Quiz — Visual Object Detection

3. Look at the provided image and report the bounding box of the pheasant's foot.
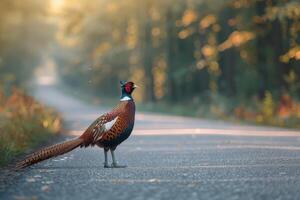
[111,162,127,168]
[104,162,111,168]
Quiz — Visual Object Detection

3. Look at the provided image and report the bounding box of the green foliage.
[262,91,275,122]
[235,68,260,98]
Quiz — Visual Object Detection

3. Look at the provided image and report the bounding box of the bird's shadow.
[29,165,127,170]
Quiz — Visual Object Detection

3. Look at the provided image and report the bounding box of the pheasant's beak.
[133,84,138,89]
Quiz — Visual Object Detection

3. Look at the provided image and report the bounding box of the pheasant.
[17,81,137,169]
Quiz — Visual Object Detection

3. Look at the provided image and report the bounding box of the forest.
[0,0,300,127]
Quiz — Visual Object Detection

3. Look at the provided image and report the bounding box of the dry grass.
[0,87,62,166]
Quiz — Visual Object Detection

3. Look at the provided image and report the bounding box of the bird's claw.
[104,162,111,168]
[111,162,127,168]
[104,162,126,168]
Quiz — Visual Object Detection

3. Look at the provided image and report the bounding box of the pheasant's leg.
[103,148,110,168]
[110,149,127,168]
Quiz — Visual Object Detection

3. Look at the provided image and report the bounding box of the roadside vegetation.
[0,87,62,166]
[140,92,300,129]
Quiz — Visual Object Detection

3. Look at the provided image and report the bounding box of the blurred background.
[1,0,300,125]
[0,0,300,160]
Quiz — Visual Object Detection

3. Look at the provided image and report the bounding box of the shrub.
[0,87,62,166]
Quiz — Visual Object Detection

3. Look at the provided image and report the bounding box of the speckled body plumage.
[80,100,136,148]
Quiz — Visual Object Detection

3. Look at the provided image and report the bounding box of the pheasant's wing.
[99,116,128,142]
[99,101,134,143]
[79,110,120,147]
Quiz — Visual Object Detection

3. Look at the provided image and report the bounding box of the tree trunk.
[143,19,156,102]
[165,8,177,102]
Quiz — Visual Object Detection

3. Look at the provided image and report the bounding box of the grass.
[0,87,62,166]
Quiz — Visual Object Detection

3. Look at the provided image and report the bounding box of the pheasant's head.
[120,81,137,101]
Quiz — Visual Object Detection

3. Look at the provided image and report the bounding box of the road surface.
[1,85,300,200]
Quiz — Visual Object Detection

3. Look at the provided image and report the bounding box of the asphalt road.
[1,85,300,200]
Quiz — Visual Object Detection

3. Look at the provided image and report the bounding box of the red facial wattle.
[125,84,132,93]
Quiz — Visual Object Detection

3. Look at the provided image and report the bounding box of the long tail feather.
[16,138,83,169]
